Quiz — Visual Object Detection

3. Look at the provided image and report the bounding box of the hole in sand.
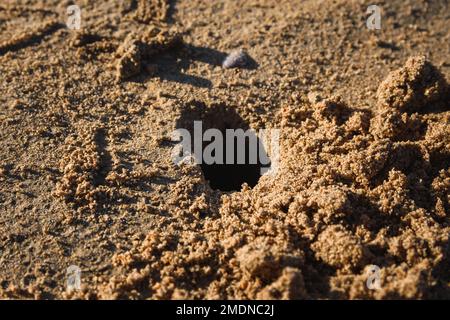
[177,102,271,192]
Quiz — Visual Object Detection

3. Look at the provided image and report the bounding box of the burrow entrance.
[176,101,271,192]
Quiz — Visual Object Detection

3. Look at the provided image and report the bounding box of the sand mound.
[115,27,182,81]
[377,55,448,112]
[57,57,448,300]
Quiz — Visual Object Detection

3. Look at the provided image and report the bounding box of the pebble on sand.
[222,49,251,69]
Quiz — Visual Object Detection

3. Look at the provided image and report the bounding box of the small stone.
[222,49,250,69]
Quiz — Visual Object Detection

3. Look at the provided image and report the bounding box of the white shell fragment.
[222,49,250,69]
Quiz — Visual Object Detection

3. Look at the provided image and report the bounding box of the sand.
[0,0,448,299]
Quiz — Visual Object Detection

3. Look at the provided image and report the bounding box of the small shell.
[222,49,250,69]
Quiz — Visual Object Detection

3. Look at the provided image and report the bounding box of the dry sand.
[0,0,449,299]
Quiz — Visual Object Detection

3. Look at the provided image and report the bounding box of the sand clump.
[377,55,448,112]
[236,239,304,280]
[131,0,171,23]
[53,124,106,217]
[115,26,182,81]
[311,225,367,271]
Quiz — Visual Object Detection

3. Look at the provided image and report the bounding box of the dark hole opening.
[177,102,270,192]
[200,130,264,192]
